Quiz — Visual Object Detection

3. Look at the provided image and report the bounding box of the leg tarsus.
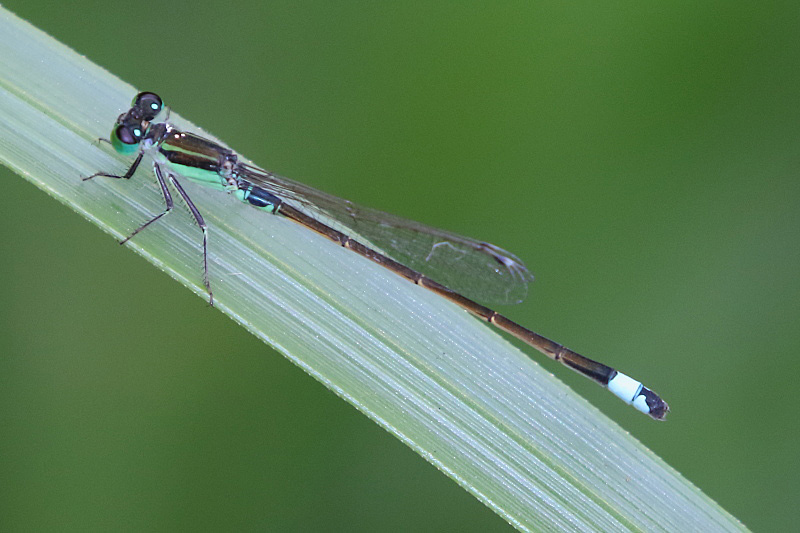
[201,227,214,306]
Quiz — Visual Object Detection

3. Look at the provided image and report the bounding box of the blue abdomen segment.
[235,184,283,212]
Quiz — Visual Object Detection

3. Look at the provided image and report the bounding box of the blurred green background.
[0,2,797,531]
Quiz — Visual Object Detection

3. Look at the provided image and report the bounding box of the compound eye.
[111,124,142,155]
[134,92,163,120]
[117,124,141,144]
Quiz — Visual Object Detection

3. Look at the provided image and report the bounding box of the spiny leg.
[119,164,175,245]
[82,152,144,181]
[166,171,213,306]
[83,152,177,261]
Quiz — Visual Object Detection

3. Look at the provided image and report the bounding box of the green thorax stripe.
[160,132,233,188]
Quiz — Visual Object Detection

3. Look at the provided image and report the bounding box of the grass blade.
[0,8,745,532]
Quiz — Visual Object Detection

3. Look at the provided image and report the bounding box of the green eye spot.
[133,128,141,137]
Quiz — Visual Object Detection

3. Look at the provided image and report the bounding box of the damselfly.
[84,92,668,420]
